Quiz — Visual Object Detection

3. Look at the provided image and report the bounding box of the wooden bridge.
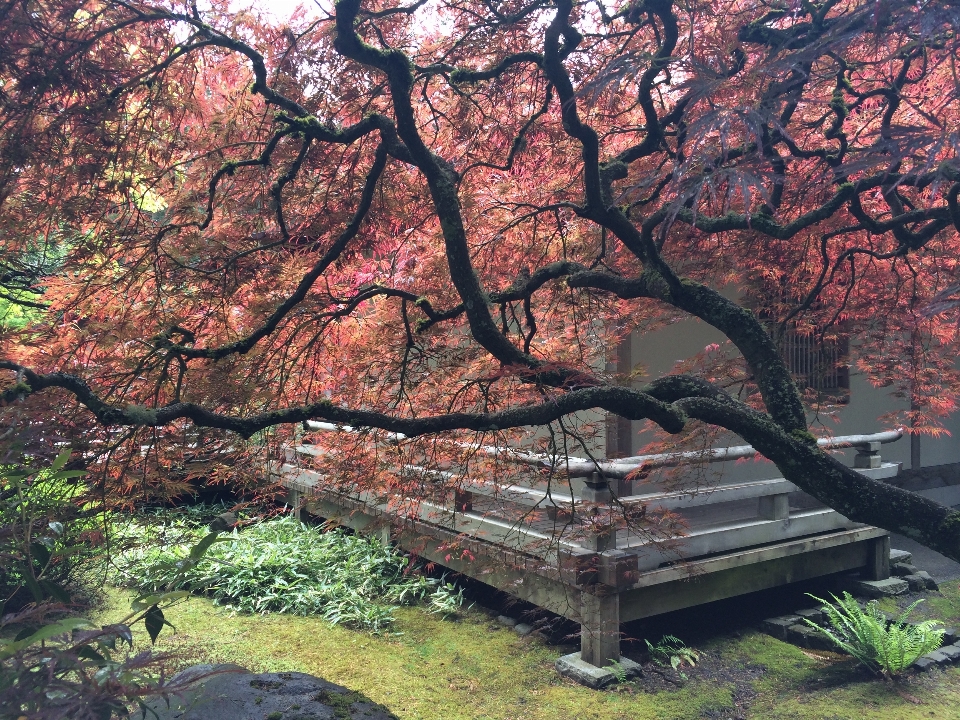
[270,424,902,682]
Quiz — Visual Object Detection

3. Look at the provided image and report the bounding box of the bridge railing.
[275,424,903,572]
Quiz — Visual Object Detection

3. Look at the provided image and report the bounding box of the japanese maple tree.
[3,0,960,558]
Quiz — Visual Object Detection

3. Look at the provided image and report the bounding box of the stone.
[787,624,831,650]
[854,578,908,598]
[137,667,398,720]
[913,656,937,672]
[513,623,534,636]
[941,628,959,645]
[924,649,950,665]
[496,615,518,627]
[787,624,835,652]
[890,549,913,565]
[555,652,642,689]
[891,562,920,577]
[938,644,960,662]
[168,663,248,684]
[761,615,801,640]
[903,574,928,592]
[915,570,939,591]
[794,608,826,625]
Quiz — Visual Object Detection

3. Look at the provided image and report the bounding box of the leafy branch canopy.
[2,0,960,556]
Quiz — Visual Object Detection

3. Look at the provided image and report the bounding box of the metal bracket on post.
[559,547,599,586]
[854,441,882,469]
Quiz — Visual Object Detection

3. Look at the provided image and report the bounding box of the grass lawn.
[93,582,960,720]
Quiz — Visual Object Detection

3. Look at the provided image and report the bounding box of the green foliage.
[0,592,191,720]
[0,450,101,613]
[424,580,467,618]
[608,659,629,684]
[645,634,700,678]
[804,592,944,678]
[1,452,233,720]
[0,292,42,329]
[114,515,463,633]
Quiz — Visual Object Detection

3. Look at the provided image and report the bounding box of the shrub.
[803,592,943,678]
[2,452,233,720]
[113,514,463,633]
[1,450,104,612]
[1,594,191,720]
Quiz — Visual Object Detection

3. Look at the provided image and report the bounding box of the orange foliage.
[0,0,959,542]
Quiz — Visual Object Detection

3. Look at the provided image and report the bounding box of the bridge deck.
[271,431,899,675]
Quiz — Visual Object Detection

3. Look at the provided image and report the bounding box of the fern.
[803,592,943,677]
[644,634,699,679]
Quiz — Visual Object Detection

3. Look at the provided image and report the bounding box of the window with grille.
[779,329,850,400]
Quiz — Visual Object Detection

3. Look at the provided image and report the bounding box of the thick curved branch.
[334,0,594,389]
[567,264,808,432]
[678,395,960,563]
[448,51,543,84]
[0,361,685,438]
[618,0,679,164]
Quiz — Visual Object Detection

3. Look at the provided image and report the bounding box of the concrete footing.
[555,653,642,689]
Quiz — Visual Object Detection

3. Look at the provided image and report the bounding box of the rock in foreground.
[139,665,398,720]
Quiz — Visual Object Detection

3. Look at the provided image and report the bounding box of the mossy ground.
[92,582,960,720]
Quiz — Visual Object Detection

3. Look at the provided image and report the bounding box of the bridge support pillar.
[865,534,891,580]
[580,588,620,667]
[287,488,303,521]
[555,587,641,688]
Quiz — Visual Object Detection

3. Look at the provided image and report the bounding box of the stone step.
[889,548,913,565]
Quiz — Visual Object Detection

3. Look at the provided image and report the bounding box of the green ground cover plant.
[90,585,960,720]
[112,514,464,633]
[644,635,700,679]
[802,592,943,678]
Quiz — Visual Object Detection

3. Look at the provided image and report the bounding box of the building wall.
[614,315,959,485]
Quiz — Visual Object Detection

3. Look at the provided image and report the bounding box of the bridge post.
[287,488,303,522]
[865,534,891,580]
[373,521,391,546]
[579,588,621,667]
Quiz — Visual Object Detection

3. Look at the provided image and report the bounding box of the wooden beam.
[619,530,886,621]
[621,477,798,510]
[623,508,858,571]
[626,527,887,589]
